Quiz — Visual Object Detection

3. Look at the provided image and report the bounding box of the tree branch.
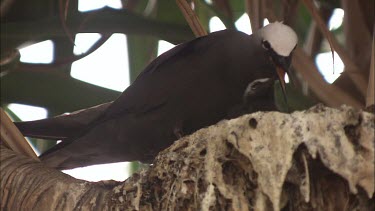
[0,145,112,210]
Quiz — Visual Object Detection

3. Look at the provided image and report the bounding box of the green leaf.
[229,0,245,21]
[1,69,121,114]
[127,35,158,82]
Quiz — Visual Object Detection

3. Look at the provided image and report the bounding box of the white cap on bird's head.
[258,21,298,57]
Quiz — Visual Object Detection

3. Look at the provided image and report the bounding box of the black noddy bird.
[15,22,298,169]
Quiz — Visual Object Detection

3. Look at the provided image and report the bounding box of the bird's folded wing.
[15,102,112,139]
[99,32,221,120]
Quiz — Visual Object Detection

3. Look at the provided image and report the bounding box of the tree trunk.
[1,105,374,210]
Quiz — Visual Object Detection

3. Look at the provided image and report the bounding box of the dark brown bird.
[15,22,298,169]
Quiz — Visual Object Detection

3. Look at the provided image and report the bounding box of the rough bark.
[1,105,374,210]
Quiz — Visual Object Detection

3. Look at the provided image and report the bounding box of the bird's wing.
[98,33,215,120]
[15,102,112,139]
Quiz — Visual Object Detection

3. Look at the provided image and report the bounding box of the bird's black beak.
[272,55,291,102]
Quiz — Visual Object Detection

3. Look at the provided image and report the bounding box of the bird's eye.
[262,40,271,50]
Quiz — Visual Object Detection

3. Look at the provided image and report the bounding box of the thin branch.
[303,19,324,57]
[2,34,110,72]
[245,0,263,31]
[0,108,39,160]
[366,27,374,107]
[301,0,368,98]
[59,0,75,44]
[301,7,331,96]
[176,0,207,37]
[53,34,111,66]
[282,0,299,25]
[293,47,362,108]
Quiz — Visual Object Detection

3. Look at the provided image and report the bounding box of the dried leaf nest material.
[110,105,374,210]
